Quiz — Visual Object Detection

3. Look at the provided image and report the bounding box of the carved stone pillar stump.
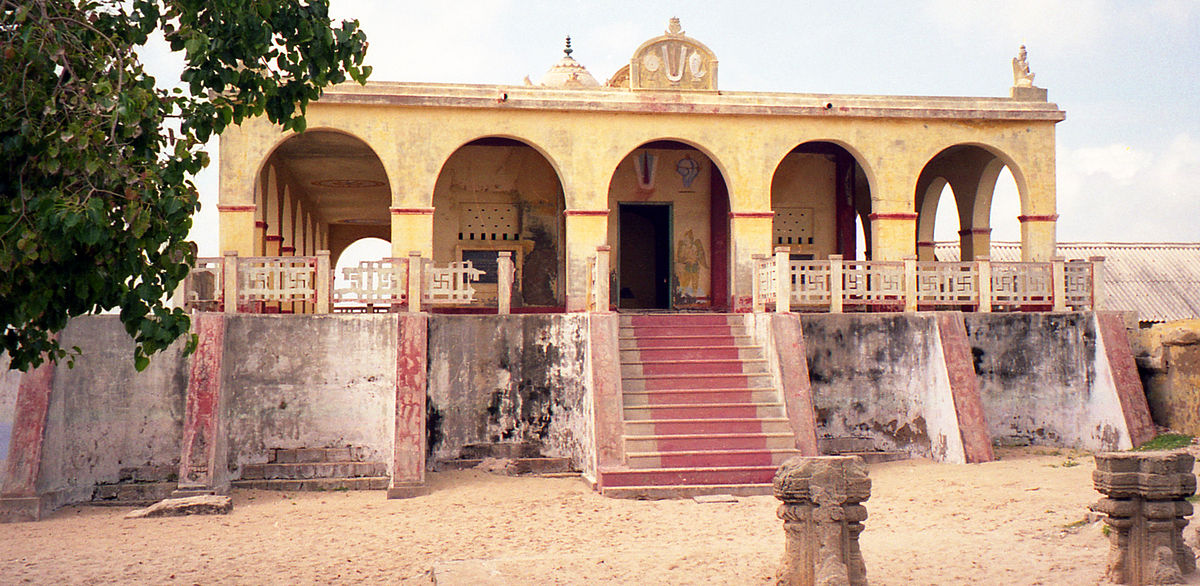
[1093,452,1197,584]
[773,455,871,586]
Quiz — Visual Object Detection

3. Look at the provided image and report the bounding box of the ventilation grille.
[774,207,814,245]
[460,203,520,241]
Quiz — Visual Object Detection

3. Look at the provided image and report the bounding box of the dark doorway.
[619,203,671,309]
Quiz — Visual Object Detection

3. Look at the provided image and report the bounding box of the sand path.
[3,447,1198,584]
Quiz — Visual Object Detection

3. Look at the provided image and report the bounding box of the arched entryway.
[915,145,1024,261]
[770,142,872,261]
[606,140,731,310]
[255,129,391,264]
[431,137,566,309]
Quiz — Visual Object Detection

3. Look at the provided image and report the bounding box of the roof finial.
[564,36,573,57]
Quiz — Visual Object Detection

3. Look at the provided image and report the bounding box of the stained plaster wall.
[770,153,838,259]
[607,147,715,308]
[220,315,397,479]
[0,354,21,487]
[35,317,187,507]
[426,314,593,474]
[432,144,565,307]
[963,312,1130,451]
[799,313,966,462]
[1132,320,1200,436]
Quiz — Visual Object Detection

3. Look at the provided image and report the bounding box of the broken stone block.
[124,495,233,519]
[773,455,871,586]
[1093,451,1197,584]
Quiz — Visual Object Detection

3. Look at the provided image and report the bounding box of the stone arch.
[769,141,874,261]
[431,136,567,309]
[331,235,392,277]
[914,143,1027,261]
[606,139,732,310]
[254,128,392,263]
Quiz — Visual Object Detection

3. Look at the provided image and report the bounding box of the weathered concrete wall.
[800,313,966,462]
[35,317,188,508]
[220,315,397,478]
[427,314,592,470]
[0,354,21,488]
[963,312,1131,451]
[1133,320,1200,435]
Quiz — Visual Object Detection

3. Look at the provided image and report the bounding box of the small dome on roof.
[540,36,600,88]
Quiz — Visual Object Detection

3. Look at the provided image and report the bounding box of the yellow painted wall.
[770,153,837,259]
[218,85,1062,309]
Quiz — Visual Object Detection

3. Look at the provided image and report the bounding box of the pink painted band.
[563,210,610,217]
[217,204,256,212]
[390,207,434,215]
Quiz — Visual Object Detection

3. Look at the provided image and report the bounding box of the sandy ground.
[3,447,1199,585]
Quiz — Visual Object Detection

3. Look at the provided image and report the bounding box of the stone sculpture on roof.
[629,17,718,91]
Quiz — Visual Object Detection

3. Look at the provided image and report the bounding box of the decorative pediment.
[630,18,718,91]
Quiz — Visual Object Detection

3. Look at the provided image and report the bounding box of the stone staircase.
[600,313,800,498]
[232,447,389,491]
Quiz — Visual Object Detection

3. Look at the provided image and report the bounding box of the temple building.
[216,18,1064,312]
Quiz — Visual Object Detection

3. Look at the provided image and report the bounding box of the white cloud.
[1056,134,1200,241]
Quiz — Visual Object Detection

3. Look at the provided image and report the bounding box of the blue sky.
[167,1,1200,254]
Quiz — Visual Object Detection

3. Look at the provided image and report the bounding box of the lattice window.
[460,203,520,241]
[774,207,814,245]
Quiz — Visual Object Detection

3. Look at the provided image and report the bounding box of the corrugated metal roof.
[934,242,1200,323]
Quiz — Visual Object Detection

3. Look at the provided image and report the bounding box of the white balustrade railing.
[332,258,408,312]
[754,254,1103,313]
[422,260,484,305]
[186,251,512,314]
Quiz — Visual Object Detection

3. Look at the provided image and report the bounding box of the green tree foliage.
[0,0,370,371]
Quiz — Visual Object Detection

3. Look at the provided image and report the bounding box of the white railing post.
[222,250,239,314]
[976,256,992,313]
[315,250,331,314]
[497,251,513,315]
[903,255,917,312]
[1089,255,1106,311]
[1051,256,1066,312]
[828,254,844,314]
[752,254,767,313]
[774,246,790,313]
[407,251,422,313]
[595,245,611,313]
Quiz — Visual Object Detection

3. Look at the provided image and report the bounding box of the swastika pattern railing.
[239,257,316,303]
[423,260,483,304]
[843,260,905,306]
[1064,261,1093,308]
[914,262,977,306]
[990,262,1052,308]
[333,259,408,311]
[754,256,1101,313]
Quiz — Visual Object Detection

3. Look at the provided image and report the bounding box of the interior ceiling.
[270,131,391,225]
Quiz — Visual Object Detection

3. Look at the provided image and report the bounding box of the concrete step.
[620,335,753,349]
[620,325,748,338]
[623,402,787,420]
[434,457,573,474]
[624,432,796,453]
[623,388,779,405]
[622,372,775,390]
[601,483,773,499]
[269,447,362,464]
[232,477,389,491]
[240,461,388,480]
[626,448,800,468]
[600,465,779,488]
[819,436,877,454]
[620,359,769,377]
[839,451,910,464]
[623,417,792,436]
[621,346,762,361]
[621,314,743,327]
[457,442,542,460]
[91,481,177,506]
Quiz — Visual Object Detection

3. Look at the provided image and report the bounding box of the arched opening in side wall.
[431,137,566,310]
[606,140,731,311]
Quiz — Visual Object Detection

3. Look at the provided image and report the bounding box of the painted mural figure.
[675,228,709,298]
